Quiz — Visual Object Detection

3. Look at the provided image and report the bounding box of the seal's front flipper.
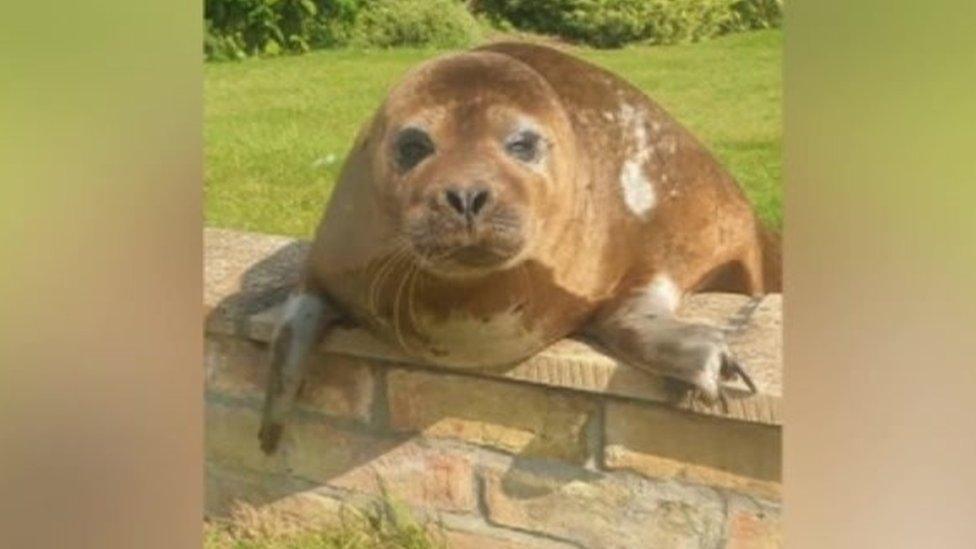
[259,291,342,454]
[583,310,756,407]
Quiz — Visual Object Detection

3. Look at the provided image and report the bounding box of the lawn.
[204,500,442,549]
[205,30,781,237]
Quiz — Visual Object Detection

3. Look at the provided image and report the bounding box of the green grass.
[205,30,781,237]
[204,500,443,549]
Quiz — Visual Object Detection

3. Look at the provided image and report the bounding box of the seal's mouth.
[407,224,526,276]
[451,244,506,265]
[411,238,525,276]
[404,202,530,277]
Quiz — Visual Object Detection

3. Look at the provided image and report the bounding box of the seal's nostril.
[444,189,465,214]
[443,186,491,218]
[470,189,490,215]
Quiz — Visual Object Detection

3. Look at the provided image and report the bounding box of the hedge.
[473,0,783,47]
[204,0,782,60]
[204,0,480,60]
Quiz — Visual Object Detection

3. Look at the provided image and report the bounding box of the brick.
[283,419,398,483]
[439,508,580,549]
[724,495,782,549]
[205,464,267,516]
[205,462,342,520]
[387,369,597,463]
[482,464,725,549]
[604,401,781,500]
[206,456,476,532]
[206,372,474,513]
[327,441,478,513]
[443,528,575,549]
[300,353,375,422]
[205,335,374,422]
[437,512,579,549]
[206,402,288,475]
[284,420,477,513]
[205,337,265,399]
[442,530,525,549]
[205,400,397,492]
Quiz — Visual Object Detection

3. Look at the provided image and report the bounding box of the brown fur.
[304,42,779,368]
[260,42,780,452]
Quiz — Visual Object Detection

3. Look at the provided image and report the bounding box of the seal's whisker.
[367,239,412,316]
[383,246,413,303]
[407,262,422,331]
[366,251,395,315]
[391,256,417,352]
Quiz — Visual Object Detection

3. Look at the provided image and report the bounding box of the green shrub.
[727,0,784,31]
[349,0,482,48]
[204,0,783,60]
[566,0,740,47]
[472,0,782,48]
[204,0,363,60]
[205,0,479,60]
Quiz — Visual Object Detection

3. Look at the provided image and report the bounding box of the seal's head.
[371,51,579,278]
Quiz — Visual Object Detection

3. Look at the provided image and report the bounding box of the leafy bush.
[472,0,782,47]
[204,0,362,60]
[205,0,479,60]
[204,0,783,60]
[567,0,740,47]
[727,0,784,31]
[349,0,482,48]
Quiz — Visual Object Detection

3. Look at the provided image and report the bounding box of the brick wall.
[204,228,783,548]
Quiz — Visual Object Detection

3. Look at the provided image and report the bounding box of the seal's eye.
[505,130,541,162]
[394,128,434,171]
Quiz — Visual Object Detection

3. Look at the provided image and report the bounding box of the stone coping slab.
[205,228,782,426]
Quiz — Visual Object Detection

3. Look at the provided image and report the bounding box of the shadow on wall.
[204,241,613,516]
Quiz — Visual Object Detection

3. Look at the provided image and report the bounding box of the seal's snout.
[405,179,526,276]
[442,185,492,222]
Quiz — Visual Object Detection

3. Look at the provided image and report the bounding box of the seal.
[259,42,781,453]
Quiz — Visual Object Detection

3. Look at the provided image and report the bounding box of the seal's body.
[260,43,780,452]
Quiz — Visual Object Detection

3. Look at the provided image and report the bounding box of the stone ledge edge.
[204,227,782,427]
[205,311,782,427]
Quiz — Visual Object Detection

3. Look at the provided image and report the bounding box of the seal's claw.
[717,389,731,414]
[720,354,758,394]
[666,348,757,414]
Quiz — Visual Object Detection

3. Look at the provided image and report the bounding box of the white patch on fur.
[620,161,655,216]
[617,103,638,130]
[618,104,656,217]
[637,274,682,315]
[611,274,683,328]
[416,309,542,368]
